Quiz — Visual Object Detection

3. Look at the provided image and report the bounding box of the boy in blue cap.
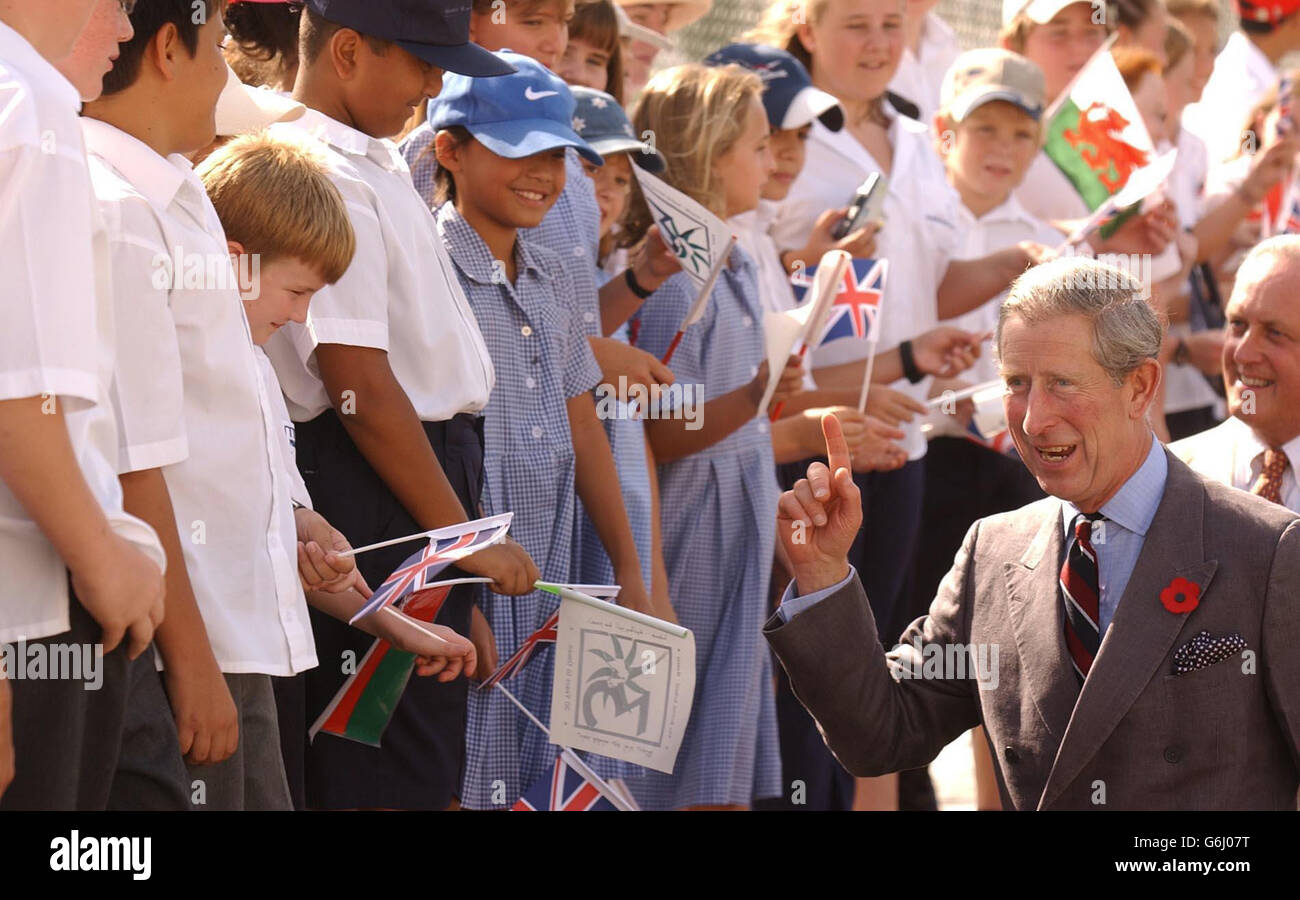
[430,50,652,810]
[265,0,539,811]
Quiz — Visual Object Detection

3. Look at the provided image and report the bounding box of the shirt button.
[521,325,534,337]
[531,426,543,439]
[742,315,753,327]
[582,311,595,324]
[1004,746,1020,764]
[750,365,759,377]
[573,246,586,256]
[525,377,536,389]
[1163,746,1182,764]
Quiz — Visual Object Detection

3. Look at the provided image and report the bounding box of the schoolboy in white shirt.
[266,0,537,811]
[0,0,178,810]
[83,0,334,809]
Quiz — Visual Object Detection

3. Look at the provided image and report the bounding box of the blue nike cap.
[429,50,603,166]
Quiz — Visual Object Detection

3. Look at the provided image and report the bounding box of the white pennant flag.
[633,165,733,290]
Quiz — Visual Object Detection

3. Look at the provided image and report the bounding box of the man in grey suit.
[766,257,1300,810]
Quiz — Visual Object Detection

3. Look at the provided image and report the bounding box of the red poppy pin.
[1160,576,1200,615]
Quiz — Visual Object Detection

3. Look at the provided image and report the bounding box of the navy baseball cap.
[570,87,665,173]
[305,0,515,77]
[704,43,843,132]
[429,51,604,166]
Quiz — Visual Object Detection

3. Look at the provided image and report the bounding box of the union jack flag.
[512,754,620,811]
[479,611,558,689]
[348,514,512,623]
[791,258,887,345]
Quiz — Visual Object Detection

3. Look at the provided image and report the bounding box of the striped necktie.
[1250,448,1290,505]
[1060,512,1105,684]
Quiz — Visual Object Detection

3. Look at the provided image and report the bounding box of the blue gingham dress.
[401,125,650,584]
[622,246,782,809]
[436,203,639,807]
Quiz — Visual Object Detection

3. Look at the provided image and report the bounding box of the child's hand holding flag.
[294,506,369,596]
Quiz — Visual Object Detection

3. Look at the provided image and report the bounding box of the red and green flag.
[309,583,455,747]
[1043,46,1169,238]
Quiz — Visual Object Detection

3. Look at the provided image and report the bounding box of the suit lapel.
[1038,450,1219,809]
[1003,503,1078,744]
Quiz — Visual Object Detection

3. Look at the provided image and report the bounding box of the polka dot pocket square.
[1171,630,1247,676]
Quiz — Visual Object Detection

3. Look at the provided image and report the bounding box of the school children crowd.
[0,0,1295,812]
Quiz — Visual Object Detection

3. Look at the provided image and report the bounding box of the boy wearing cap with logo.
[429,51,651,809]
[268,0,541,811]
[0,0,175,811]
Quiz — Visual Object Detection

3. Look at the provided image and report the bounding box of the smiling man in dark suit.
[766,257,1300,810]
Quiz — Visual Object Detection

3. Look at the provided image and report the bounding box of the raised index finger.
[822,412,852,475]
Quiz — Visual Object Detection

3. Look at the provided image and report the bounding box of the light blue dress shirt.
[777,437,1169,638]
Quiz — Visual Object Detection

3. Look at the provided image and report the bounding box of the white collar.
[1227,414,1300,467]
[810,99,926,179]
[957,191,1040,229]
[0,20,81,113]
[80,117,195,212]
[287,107,405,173]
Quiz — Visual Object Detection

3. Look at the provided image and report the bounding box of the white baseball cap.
[214,64,306,137]
[1001,0,1090,27]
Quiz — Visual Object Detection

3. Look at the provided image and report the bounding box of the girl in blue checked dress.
[428,52,652,809]
[623,63,795,809]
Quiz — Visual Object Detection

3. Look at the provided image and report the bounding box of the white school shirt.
[255,347,312,510]
[888,12,962,128]
[1183,32,1277,167]
[0,24,164,643]
[770,105,965,459]
[1172,417,1300,514]
[1015,151,1091,225]
[82,118,315,675]
[946,193,1063,385]
[731,200,817,391]
[264,108,494,423]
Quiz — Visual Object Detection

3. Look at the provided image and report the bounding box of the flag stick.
[660,235,738,366]
[335,531,432,558]
[767,342,809,422]
[492,682,636,811]
[856,348,879,414]
[534,581,690,638]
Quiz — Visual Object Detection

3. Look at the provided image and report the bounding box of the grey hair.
[1229,235,1300,307]
[996,256,1165,386]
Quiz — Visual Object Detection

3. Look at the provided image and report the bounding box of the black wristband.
[625,266,653,299]
[900,339,924,384]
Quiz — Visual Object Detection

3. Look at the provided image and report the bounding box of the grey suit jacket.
[764,449,1300,810]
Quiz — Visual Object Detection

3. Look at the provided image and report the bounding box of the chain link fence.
[665,0,1238,65]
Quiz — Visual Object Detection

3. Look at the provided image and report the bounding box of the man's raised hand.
[777,413,863,595]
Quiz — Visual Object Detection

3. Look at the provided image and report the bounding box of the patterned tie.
[1250,448,1290,505]
[1060,512,1105,684]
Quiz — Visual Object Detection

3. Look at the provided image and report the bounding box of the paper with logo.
[546,586,695,774]
[632,165,732,290]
